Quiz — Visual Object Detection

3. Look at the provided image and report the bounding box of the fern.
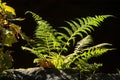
[22,12,114,73]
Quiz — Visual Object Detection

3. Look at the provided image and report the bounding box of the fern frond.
[79,15,113,27]
[60,27,73,37]
[83,43,113,51]
[25,11,42,22]
[57,32,70,41]
[80,43,115,61]
[57,15,112,53]
[81,48,113,61]
[63,35,93,68]
[66,21,78,32]
[75,59,102,73]
[48,52,65,69]
[25,11,62,54]
[22,46,47,59]
[74,35,93,53]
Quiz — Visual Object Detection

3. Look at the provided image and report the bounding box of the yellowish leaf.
[1,2,16,15]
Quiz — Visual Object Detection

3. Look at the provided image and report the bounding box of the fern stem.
[58,30,78,55]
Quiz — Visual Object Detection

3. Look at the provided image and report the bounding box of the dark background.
[3,0,120,73]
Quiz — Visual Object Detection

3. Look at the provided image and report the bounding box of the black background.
[3,0,120,73]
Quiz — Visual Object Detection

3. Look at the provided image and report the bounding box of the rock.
[3,67,80,80]
[1,67,120,80]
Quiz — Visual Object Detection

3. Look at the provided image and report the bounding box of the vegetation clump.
[22,11,114,73]
[0,0,25,74]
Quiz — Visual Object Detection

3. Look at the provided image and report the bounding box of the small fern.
[22,11,114,73]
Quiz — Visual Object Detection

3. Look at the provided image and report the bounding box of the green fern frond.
[79,15,113,27]
[75,59,102,73]
[48,52,65,69]
[66,21,78,32]
[22,46,47,59]
[83,43,113,51]
[25,11,62,54]
[67,38,114,70]
[62,35,93,68]
[60,27,73,37]
[81,48,113,61]
[57,15,112,53]
[57,32,70,41]
[25,11,42,22]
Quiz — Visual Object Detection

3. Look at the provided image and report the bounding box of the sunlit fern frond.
[62,35,93,68]
[79,15,113,27]
[64,37,114,68]
[74,35,93,53]
[73,39,114,61]
[48,52,65,69]
[83,43,113,51]
[90,43,112,48]
[22,46,47,59]
[80,47,114,61]
[57,15,112,53]
[25,11,42,23]
[25,11,62,54]
[79,43,114,61]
